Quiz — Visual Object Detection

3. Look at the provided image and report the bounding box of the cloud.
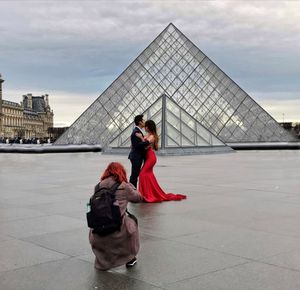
[1,0,300,124]
[260,99,300,123]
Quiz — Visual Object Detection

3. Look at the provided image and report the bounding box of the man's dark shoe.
[126,257,137,268]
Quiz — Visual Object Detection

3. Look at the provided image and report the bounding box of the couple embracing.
[128,114,186,202]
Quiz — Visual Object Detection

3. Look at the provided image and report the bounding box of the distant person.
[128,114,150,188]
[136,120,187,202]
[89,162,142,270]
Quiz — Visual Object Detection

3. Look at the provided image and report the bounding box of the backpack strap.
[126,209,138,225]
[109,182,121,195]
[94,181,120,195]
[94,182,101,194]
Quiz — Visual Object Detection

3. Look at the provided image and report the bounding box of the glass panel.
[181,110,195,128]
[182,136,194,146]
[166,136,179,147]
[166,99,180,116]
[181,123,196,144]
[197,135,210,146]
[196,123,210,143]
[166,111,180,131]
[167,124,181,145]
[211,135,225,146]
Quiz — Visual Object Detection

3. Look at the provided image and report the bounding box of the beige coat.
[89,177,142,270]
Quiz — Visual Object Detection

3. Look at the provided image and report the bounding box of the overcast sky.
[0,0,299,126]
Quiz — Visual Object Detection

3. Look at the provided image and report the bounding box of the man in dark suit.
[128,114,150,188]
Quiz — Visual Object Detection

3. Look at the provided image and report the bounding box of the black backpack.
[87,182,122,236]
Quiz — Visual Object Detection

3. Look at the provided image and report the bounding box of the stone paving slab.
[23,227,91,257]
[164,262,300,290]
[0,239,67,272]
[0,151,300,289]
[0,215,86,239]
[173,225,300,260]
[0,258,160,290]
[261,250,300,272]
[114,239,247,287]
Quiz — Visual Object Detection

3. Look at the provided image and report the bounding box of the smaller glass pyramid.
[106,94,230,155]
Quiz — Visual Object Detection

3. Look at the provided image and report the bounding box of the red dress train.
[138,148,187,202]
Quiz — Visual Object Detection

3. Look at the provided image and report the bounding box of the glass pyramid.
[56,23,296,148]
[106,94,228,155]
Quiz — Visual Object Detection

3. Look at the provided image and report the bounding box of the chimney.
[45,94,49,106]
[22,95,27,108]
[0,73,4,101]
[27,93,33,109]
[0,74,4,134]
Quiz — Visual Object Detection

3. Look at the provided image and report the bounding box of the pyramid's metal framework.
[56,23,295,150]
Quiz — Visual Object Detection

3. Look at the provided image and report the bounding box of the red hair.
[100,162,128,183]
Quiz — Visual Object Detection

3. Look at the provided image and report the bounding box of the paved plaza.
[0,150,300,289]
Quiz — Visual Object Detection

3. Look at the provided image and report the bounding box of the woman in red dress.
[136,120,186,202]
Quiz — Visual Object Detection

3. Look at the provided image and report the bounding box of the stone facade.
[0,74,54,139]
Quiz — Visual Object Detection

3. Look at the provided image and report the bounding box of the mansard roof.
[32,97,46,112]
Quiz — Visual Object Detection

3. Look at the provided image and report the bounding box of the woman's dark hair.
[134,114,144,126]
[101,162,128,183]
[145,120,159,151]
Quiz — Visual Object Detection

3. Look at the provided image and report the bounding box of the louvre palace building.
[55,23,296,154]
[0,74,54,140]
